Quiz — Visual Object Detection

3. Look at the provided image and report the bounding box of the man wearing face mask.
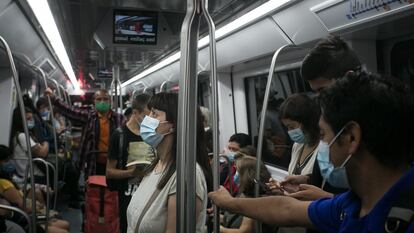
[106,94,155,233]
[209,73,414,233]
[44,88,125,177]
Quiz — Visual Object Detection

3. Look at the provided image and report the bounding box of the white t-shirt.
[12,133,44,178]
[287,142,317,176]
[127,164,207,233]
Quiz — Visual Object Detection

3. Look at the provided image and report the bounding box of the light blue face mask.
[27,120,35,129]
[317,126,352,189]
[226,151,237,163]
[40,111,50,121]
[287,128,306,143]
[140,115,170,148]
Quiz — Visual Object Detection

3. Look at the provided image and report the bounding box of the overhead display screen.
[113,10,158,45]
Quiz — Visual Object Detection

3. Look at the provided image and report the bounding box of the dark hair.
[36,97,49,110]
[279,93,320,145]
[235,145,257,159]
[23,94,41,120]
[0,145,12,161]
[237,157,271,197]
[124,107,132,116]
[229,133,251,148]
[94,89,110,99]
[131,93,151,113]
[146,93,213,191]
[10,106,33,152]
[301,35,361,81]
[318,72,414,167]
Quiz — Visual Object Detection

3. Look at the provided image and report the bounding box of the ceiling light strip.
[27,0,81,90]
[122,0,293,88]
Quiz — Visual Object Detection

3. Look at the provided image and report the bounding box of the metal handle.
[47,77,62,98]
[0,35,37,233]
[200,1,220,232]
[177,0,201,232]
[111,65,123,124]
[0,204,32,233]
[32,158,52,232]
[32,66,60,211]
[254,44,295,233]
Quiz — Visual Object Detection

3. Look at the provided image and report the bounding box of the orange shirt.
[97,114,110,164]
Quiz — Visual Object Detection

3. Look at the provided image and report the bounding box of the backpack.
[84,176,120,233]
[384,186,414,233]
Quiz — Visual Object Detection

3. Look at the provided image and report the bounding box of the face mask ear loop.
[339,154,352,168]
[328,126,346,147]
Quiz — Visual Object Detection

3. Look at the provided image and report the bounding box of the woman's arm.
[220,216,254,233]
[164,195,203,233]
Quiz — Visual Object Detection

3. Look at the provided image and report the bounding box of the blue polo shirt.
[308,166,414,232]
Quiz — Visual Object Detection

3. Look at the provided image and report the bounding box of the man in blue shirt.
[209,72,414,232]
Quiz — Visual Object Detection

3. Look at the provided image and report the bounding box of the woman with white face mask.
[126,93,212,233]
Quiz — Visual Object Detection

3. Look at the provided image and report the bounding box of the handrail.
[0,35,37,233]
[159,80,169,92]
[177,0,200,231]
[111,65,123,123]
[32,158,51,232]
[32,66,59,210]
[0,204,32,233]
[254,44,295,233]
[200,0,220,232]
[47,78,62,98]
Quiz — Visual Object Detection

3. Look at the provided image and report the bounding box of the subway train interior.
[0,0,413,232]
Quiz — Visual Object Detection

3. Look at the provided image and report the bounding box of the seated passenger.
[220,157,277,233]
[9,107,48,186]
[0,144,70,233]
[209,72,414,232]
[126,93,212,233]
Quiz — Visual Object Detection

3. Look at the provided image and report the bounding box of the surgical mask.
[95,102,110,113]
[27,120,35,129]
[140,115,170,148]
[40,111,50,121]
[287,128,305,143]
[233,171,240,185]
[317,127,351,189]
[226,151,237,163]
[0,161,15,174]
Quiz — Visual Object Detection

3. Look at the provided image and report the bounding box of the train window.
[244,68,311,169]
[390,39,414,90]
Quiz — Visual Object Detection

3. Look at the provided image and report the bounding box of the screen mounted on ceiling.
[113,10,158,45]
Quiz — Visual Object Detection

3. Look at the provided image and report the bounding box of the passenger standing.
[209,73,414,233]
[275,35,361,201]
[127,93,212,233]
[106,94,155,233]
[44,88,125,176]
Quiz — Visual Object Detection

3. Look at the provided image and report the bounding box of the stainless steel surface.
[48,78,62,98]
[200,0,220,232]
[177,0,200,231]
[0,204,32,233]
[0,35,37,233]
[32,66,59,211]
[254,44,294,233]
[32,158,50,232]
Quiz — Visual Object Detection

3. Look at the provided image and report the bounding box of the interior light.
[122,0,293,87]
[27,0,81,91]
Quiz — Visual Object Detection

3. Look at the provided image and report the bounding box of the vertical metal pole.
[200,1,220,232]
[0,36,37,233]
[177,0,200,232]
[32,158,50,233]
[255,44,293,233]
[47,77,63,211]
[33,66,59,210]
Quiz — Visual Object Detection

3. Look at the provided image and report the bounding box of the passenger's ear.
[345,121,361,155]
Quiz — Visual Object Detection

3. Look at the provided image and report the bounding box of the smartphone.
[253,178,270,191]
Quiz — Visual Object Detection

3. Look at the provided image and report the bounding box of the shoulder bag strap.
[117,127,124,168]
[134,188,161,233]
